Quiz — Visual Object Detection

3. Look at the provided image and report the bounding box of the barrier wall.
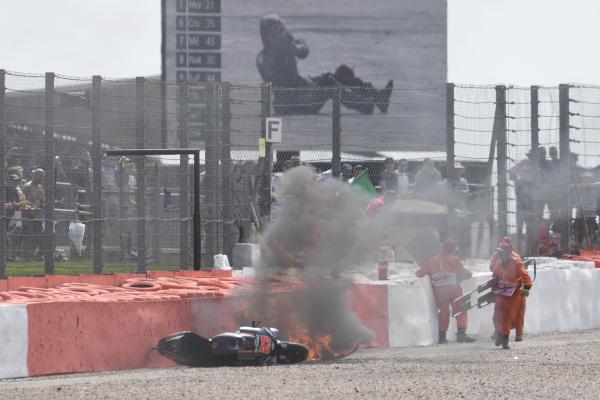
[386,268,600,347]
[2,266,600,379]
[0,304,28,379]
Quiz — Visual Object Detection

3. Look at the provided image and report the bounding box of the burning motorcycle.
[157,324,309,367]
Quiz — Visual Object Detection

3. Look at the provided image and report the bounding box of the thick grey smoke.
[234,166,405,354]
[261,166,392,275]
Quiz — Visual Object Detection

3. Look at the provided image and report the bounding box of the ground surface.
[1,329,599,399]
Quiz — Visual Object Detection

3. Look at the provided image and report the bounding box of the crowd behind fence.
[1,69,599,277]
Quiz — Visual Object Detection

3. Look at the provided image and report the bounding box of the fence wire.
[2,70,600,276]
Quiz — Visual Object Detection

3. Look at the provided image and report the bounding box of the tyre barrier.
[0,277,248,304]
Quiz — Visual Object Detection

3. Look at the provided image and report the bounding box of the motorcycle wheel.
[276,342,309,364]
[157,331,217,367]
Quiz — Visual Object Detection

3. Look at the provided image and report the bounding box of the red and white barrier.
[2,264,600,379]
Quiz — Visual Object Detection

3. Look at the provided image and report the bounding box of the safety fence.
[1,69,598,277]
[452,84,600,257]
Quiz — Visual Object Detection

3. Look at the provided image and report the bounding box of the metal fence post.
[161,81,168,149]
[331,84,342,178]
[259,83,272,224]
[44,72,55,274]
[91,75,103,273]
[529,85,540,256]
[135,77,146,273]
[193,150,201,270]
[205,82,220,268]
[152,161,160,265]
[559,84,571,250]
[495,85,508,238]
[446,83,456,181]
[221,83,234,260]
[443,82,456,246]
[0,70,6,278]
[178,81,190,269]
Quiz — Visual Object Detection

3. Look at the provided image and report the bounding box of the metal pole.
[559,84,571,250]
[331,84,342,178]
[152,162,160,265]
[495,85,508,238]
[118,159,125,259]
[0,70,6,278]
[221,83,233,260]
[446,83,456,182]
[178,81,189,269]
[205,82,219,267]
[135,77,146,273]
[91,75,103,273]
[444,82,456,248]
[161,80,168,149]
[193,150,201,270]
[529,85,540,256]
[44,72,55,274]
[259,83,272,224]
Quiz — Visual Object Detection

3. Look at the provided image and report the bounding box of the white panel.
[0,304,29,379]
[387,266,600,348]
[387,278,438,347]
[525,269,600,334]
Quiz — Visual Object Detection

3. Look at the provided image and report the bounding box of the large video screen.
[164,0,447,151]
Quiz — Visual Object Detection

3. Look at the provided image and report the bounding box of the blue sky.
[1,0,599,84]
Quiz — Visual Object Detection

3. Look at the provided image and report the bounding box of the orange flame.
[233,287,355,362]
[284,312,349,361]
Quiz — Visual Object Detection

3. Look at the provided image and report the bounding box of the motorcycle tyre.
[276,342,309,365]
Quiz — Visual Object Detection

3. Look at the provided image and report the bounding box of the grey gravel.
[1,330,599,400]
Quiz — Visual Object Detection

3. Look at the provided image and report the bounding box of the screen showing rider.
[256,14,393,115]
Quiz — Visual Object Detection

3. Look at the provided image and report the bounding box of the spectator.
[414,158,442,199]
[448,163,469,193]
[5,147,23,180]
[5,173,24,227]
[289,155,301,168]
[396,159,410,196]
[71,150,93,205]
[6,173,25,261]
[119,157,137,215]
[282,160,294,172]
[548,146,559,169]
[71,150,92,188]
[569,152,584,182]
[572,174,599,248]
[21,168,45,260]
[365,190,397,217]
[101,156,118,188]
[54,155,67,183]
[447,163,469,210]
[379,157,399,192]
[544,146,561,221]
[101,157,119,221]
[341,163,353,182]
[509,151,534,239]
[538,146,548,170]
[352,164,365,179]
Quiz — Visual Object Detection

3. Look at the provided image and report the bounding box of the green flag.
[350,169,377,195]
